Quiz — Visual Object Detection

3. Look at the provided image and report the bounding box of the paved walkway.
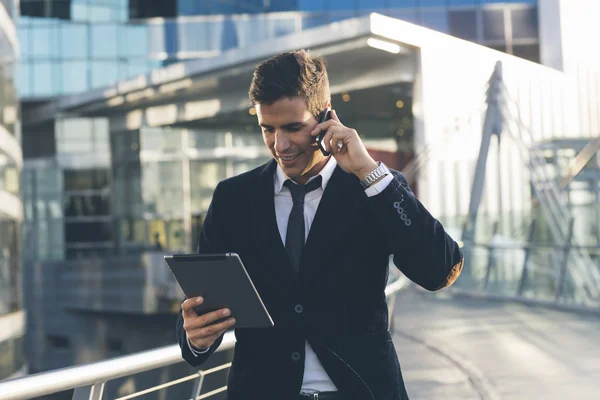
[392,288,600,400]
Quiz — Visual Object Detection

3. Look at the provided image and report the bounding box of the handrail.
[0,332,236,400]
[0,276,410,400]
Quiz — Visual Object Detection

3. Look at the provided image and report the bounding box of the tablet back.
[165,253,274,328]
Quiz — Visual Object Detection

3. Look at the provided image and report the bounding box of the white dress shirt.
[188,157,394,392]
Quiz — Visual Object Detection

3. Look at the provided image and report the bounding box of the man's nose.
[274,130,290,153]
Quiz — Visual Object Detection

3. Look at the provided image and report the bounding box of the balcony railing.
[0,273,409,400]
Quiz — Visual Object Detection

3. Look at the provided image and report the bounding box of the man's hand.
[182,296,236,351]
[310,109,378,180]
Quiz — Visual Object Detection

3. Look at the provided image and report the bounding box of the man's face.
[256,97,328,184]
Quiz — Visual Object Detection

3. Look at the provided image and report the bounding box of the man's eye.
[263,128,274,133]
[288,126,302,132]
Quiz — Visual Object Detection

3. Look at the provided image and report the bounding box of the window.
[448,10,478,40]
[65,221,112,242]
[129,0,176,19]
[482,9,505,40]
[21,0,71,19]
[64,194,111,217]
[511,8,538,39]
[46,335,70,349]
[64,169,109,191]
[512,44,540,63]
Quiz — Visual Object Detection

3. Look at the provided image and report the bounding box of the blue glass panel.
[358,0,386,10]
[87,4,119,22]
[298,0,325,11]
[211,0,237,14]
[61,60,88,93]
[448,0,478,5]
[120,25,148,57]
[91,24,118,58]
[270,0,298,12]
[302,14,329,29]
[31,25,59,58]
[328,10,357,22]
[421,9,449,32]
[91,61,119,88]
[358,0,387,10]
[60,23,87,59]
[17,61,31,96]
[32,62,55,96]
[238,0,266,13]
[419,0,449,6]
[17,28,30,55]
[387,8,419,23]
[388,0,418,7]
[328,0,354,11]
[71,0,89,21]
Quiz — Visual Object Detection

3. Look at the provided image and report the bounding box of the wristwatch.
[360,161,390,189]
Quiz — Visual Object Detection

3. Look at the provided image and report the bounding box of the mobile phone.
[316,107,332,156]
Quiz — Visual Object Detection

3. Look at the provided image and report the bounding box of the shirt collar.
[274,157,338,195]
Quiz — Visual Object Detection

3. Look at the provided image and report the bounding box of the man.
[177,50,464,400]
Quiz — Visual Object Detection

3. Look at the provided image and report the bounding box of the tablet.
[165,253,274,328]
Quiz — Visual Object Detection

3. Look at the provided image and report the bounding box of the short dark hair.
[248,50,330,117]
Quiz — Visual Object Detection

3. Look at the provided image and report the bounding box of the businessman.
[177,50,464,400]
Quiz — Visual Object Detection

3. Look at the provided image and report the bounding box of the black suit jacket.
[177,159,463,400]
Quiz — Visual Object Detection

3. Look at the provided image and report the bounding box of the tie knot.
[284,176,322,204]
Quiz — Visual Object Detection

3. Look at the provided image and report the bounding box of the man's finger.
[191,308,232,329]
[310,119,338,137]
[198,317,236,338]
[181,297,203,316]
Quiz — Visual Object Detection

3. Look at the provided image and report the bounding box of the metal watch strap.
[360,161,390,189]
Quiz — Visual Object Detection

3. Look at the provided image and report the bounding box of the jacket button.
[294,304,303,313]
[291,352,301,361]
[405,219,412,226]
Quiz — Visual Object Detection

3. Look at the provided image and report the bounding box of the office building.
[15,0,600,398]
[0,0,25,381]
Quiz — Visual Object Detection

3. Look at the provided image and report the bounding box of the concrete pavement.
[392,288,600,400]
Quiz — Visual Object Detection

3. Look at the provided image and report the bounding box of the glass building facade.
[18,0,539,98]
[0,0,25,380]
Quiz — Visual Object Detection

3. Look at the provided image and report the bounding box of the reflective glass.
[60,23,88,59]
[31,25,59,58]
[388,0,418,8]
[120,25,148,57]
[297,0,325,11]
[329,0,355,11]
[17,61,31,97]
[31,62,55,96]
[511,8,539,39]
[358,0,385,10]
[91,24,118,58]
[419,0,449,6]
[448,10,478,40]
[448,0,478,5]
[482,9,505,40]
[91,61,119,88]
[421,9,449,32]
[269,0,297,12]
[61,61,88,94]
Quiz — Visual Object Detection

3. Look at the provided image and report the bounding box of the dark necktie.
[283,175,323,275]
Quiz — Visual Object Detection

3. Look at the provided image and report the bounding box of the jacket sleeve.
[176,182,228,367]
[368,171,464,291]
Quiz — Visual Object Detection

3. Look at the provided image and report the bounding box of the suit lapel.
[300,166,364,283]
[249,159,296,293]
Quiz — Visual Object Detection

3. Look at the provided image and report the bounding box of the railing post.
[555,217,575,302]
[483,221,499,290]
[190,371,205,400]
[72,383,105,400]
[517,219,536,296]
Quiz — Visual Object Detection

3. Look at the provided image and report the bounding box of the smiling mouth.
[279,154,301,162]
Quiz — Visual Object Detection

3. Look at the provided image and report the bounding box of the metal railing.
[0,275,409,400]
